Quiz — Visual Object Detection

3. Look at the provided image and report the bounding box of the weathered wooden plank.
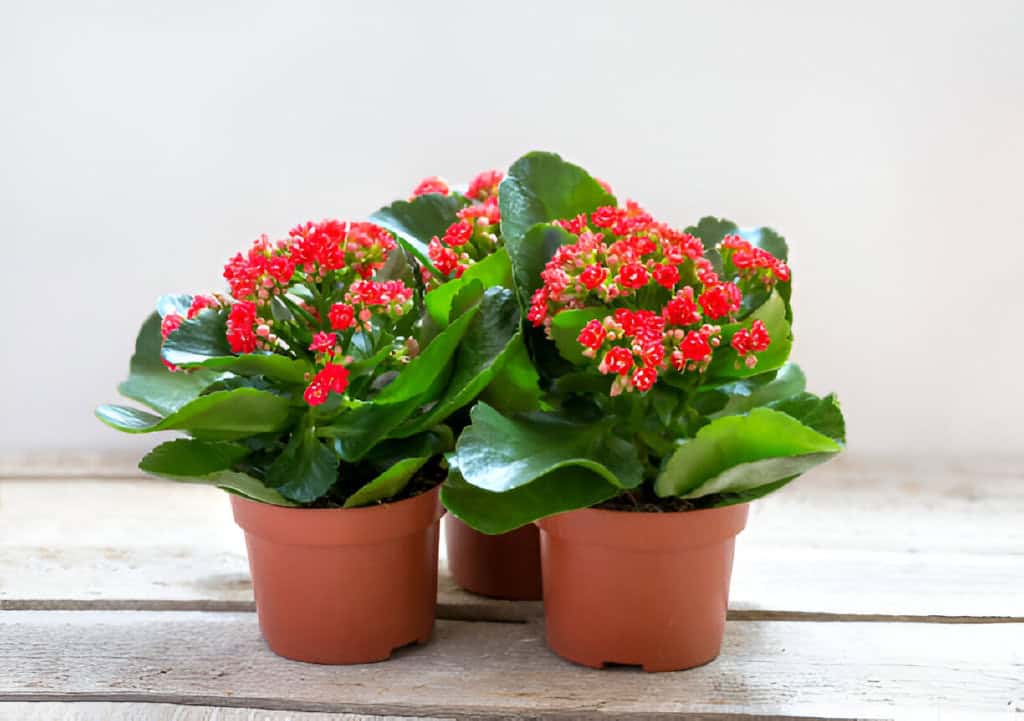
[0,611,1020,720]
[2,455,1021,620]
[0,702,450,721]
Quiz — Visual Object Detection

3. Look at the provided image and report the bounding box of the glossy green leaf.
[399,287,521,435]
[709,363,807,418]
[117,312,222,416]
[453,403,643,493]
[138,439,298,506]
[769,392,846,443]
[499,151,615,246]
[506,223,576,310]
[478,333,542,413]
[370,193,469,271]
[654,408,841,498]
[707,291,793,380]
[160,308,232,361]
[550,307,608,365]
[344,456,430,508]
[424,248,513,327]
[441,466,619,535]
[266,423,340,503]
[95,388,292,441]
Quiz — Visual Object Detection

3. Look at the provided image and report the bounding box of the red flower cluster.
[721,235,790,284]
[304,363,349,406]
[532,203,779,394]
[426,169,504,285]
[411,176,450,198]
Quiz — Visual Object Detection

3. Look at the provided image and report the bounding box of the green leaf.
[769,392,846,443]
[117,312,222,415]
[453,403,643,494]
[398,287,521,436]
[424,248,513,327]
[95,388,292,441]
[441,466,619,535]
[654,408,842,499]
[266,423,340,503]
[139,439,296,506]
[499,151,615,246]
[550,307,608,365]
[370,193,469,271]
[344,456,430,508]
[160,308,232,361]
[507,223,575,310]
[478,333,542,413]
[709,363,807,418]
[319,305,480,461]
[707,291,793,380]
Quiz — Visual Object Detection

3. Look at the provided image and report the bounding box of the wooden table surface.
[0,453,1021,720]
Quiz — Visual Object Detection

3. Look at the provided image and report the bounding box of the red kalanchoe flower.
[579,264,608,290]
[328,303,355,330]
[186,295,219,319]
[591,206,619,229]
[617,262,649,289]
[663,287,701,327]
[160,313,183,339]
[599,346,634,376]
[731,319,771,361]
[652,263,680,289]
[698,282,742,319]
[458,200,501,225]
[442,220,473,247]
[428,237,460,275]
[465,169,504,201]
[631,366,657,392]
[303,381,329,406]
[309,332,336,354]
[268,255,295,285]
[577,319,606,352]
[527,288,548,327]
[226,301,258,354]
[316,363,349,393]
[411,176,449,198]
[553,213,589,235]
[673,330,713,369]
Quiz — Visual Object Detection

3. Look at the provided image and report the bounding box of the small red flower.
[579,264,608,290]
[631,366,657,392]
[599,346,634,376]
[428,237,460,275]
[309,332,336,354]
[617,262,649,289]
[186,295,219,319]
[663,288,700,327]
[577,319,606,351]
[328,303,355,330]
[226,302,258,353]
[553,214,589,235]
[303,381,329,406]
[591,206,619,229]
[465,169,504,201]
[316,363,349,393]
[698,282,742,319]
[442,220,473,247]
[268,255,295,285]
[527,288,548,326]
[652,263,680,289]
[678,330,712,363]
[732,319,771,356]
[411,176,450,197]
[160,313,183,340]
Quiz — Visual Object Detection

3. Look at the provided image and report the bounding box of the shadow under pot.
[230,485,443,664]
[535,502,749,672]
[444,515,543,601]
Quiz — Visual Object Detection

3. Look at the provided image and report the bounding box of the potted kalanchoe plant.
[97,212,521,664]
[371,170,545,601]
[443,152,846,672]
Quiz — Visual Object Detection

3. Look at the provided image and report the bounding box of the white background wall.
[2,1,1021,457]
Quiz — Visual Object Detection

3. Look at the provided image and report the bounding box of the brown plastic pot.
[444,515,542,601]
[536,502,749,672]
[230,486,442,664]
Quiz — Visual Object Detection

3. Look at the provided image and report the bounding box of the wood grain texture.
[0,611,1020,720]
[2,455,1021,620]
[0,702,451,721]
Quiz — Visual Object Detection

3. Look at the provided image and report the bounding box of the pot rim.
[231,484,443,547]
[535,501,749,551]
